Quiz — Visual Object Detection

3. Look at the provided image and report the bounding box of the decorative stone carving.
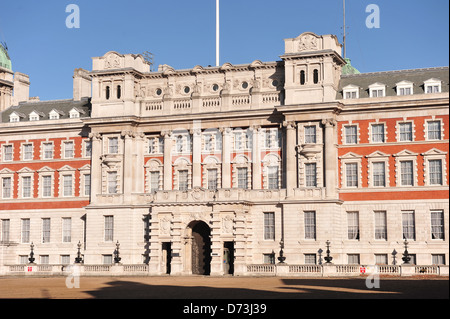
[222,215,234,234]
[298,34,318,52]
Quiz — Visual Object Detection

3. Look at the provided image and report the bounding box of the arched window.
[117,85,121,99]
[106,86,110,100]
[300,70,306,85]
[176,135,184,153]
[313,69,319,84]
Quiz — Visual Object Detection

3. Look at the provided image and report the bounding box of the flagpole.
[216,0,220,66]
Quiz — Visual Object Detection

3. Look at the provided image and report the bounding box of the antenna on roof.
[342,0,347,59]
[216,0,220,67]
[142,51,154,72]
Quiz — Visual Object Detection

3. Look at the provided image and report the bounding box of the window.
[22,176,32,198]
[429,159,443,185]
[150,171,160,192]
[374,211,387,240]
[23,144,33,160]
[3,145,12,161]
[21,219,30,243]
[40,255,49,264]
[400,161,414,186]
[313,69,319,84]
[43,143,54,159]
[42,175,52,197]
[427,121,442,140]
[108,137,118,154]
[369,83,385,98]
[176,135,184,153]
[263,253,275,264]
[348,254,360,264]
[300,70,306,85]
[104,216,114,242]
[267,166,279,189]
[207,169,218,190]
[305,163,317,187]
[345,163,358,187]
[84,174,91,196]
[431,210,444,240]
[402,211,415,240]
[345,125,357,144]
[63,175,73,197]
[372,162,386,187]
[42,218,51,243]
[375,254,388,265]
[396,81,413,96]
[106,86,110,100]
[1,219,10,242]
[103,255,113,264]
[237,167,248,189]
[399,122,413,141]
[347,212,359,240]
[117,85,121,99]
[178,170,188,191]
[432,254,445,265]
[64,142,74,158]
[345,91,357,99]
[234,132,243,150]
[343,85,359,99]
[304,211,316,240]
[204,134,212,152]
[304,126,316,144]
[108,172,117,194]
[2,177,11,198]
[62,218,72,243]
[61,255,71,265]
[424,79,442,94]
[371,89,384,97]
[371,124,385,143]
[264,212,275,240]
[85,140,92,157]
[304,254,316,264]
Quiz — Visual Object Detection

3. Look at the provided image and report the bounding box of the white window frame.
[339,152,362,188]
[22,143,34,161]
[108,137,119,154]
[425,118,444,141]
[342,85,359,99]
[62,217,72,243]
[396,81,414,96]
[63,141,75,159]
[347,211,360,240]
[263,212,275,241]
[394,150,418,187]
[2,144,13,162]
[374,211,387,241]
[18,168,34,199]
[0,169,14,199]
[304,211,316,240]
[42,218,51,243]
[342,124,359,145]
[430,210,445,240]
[369,82,386,98]
[369,122,387,143]
[145,159,163,193]
[366,151,390,188]
[402,210,416,240]
[57,166,75,197]
[396,121,415,142]
[424,78,442,94]
[104,216,114,242]
[41,142,54,160]
[422,148,447,186]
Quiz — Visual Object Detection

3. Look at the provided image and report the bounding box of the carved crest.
[298,34,318,52]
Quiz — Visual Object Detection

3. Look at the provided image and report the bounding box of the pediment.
[57,165,75,172]
[393,149,418,157]
[0,168,15,174]
[37,166,55,173]
[339,152,362,159]
[17,167,33,173]
[366,151,390,158]
[422,148,447,156]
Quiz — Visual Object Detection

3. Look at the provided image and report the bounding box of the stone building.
[0,33,448,276]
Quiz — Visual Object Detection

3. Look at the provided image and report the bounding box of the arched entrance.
[187,221,211,275]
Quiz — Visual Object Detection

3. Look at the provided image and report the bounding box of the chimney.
[73,68,92,100]
[13,72,30,105]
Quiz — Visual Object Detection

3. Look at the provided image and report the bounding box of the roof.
[0,43,12,70]
[337,66,449,99]
[0,97,91,123]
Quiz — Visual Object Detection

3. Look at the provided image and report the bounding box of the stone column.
[191,128,202,188]
[284,121,297,197]
[134,132,145,194]
[89,132,102,202]
[162,130,173,190]
[251,125,262,189]
[221,127,232,188]
[121,131,134,201]
[322,119,337,198]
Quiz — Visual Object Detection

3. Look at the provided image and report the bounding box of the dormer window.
[424,78,441,94]
[343,85,359,99]
[49,109,64,120]
[69,108,80,118]
[28,111,43,121]
[9,112,21,123]
[396,81,413,96]
[369,83,386,97]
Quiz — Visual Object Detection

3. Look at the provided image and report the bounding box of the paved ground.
[0,275,448,299]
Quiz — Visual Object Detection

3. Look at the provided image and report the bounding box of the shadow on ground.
[83,278,449,299]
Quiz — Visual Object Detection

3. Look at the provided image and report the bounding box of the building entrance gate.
[189,221,211,275]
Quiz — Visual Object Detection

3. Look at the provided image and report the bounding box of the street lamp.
[114,241,121,264]
[75,241,83,264]
[392,249,397,265]
[402,239,411,264]
[324,240,333,264]
[277,240,286,264]
[28,242,35,264]
[317,248,323,265]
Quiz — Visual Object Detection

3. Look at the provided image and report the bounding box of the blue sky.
[0,0,448,101]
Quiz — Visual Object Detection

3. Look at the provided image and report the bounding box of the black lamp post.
[114,240,121,264]
[392,249,397,265]
[324,240,333,264]
[75,241,83,264]
[402,239,411,264]
[28,242,35,264]
[317,248,323,265]
[277,240,286,264]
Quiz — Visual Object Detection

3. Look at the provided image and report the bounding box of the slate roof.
[337,66,449,99]
[1,97,91,123]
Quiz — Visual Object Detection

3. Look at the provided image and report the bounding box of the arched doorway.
[188,221,211,275]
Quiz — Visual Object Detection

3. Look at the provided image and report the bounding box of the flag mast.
[216,0,220,66]
[343,0,346,59]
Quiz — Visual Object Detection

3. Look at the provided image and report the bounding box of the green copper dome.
[0,43,12,70]
[342,58,360,75]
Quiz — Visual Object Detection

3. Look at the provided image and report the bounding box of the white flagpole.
[216,0,220,66]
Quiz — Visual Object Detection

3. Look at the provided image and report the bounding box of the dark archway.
[189,221,211,275]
